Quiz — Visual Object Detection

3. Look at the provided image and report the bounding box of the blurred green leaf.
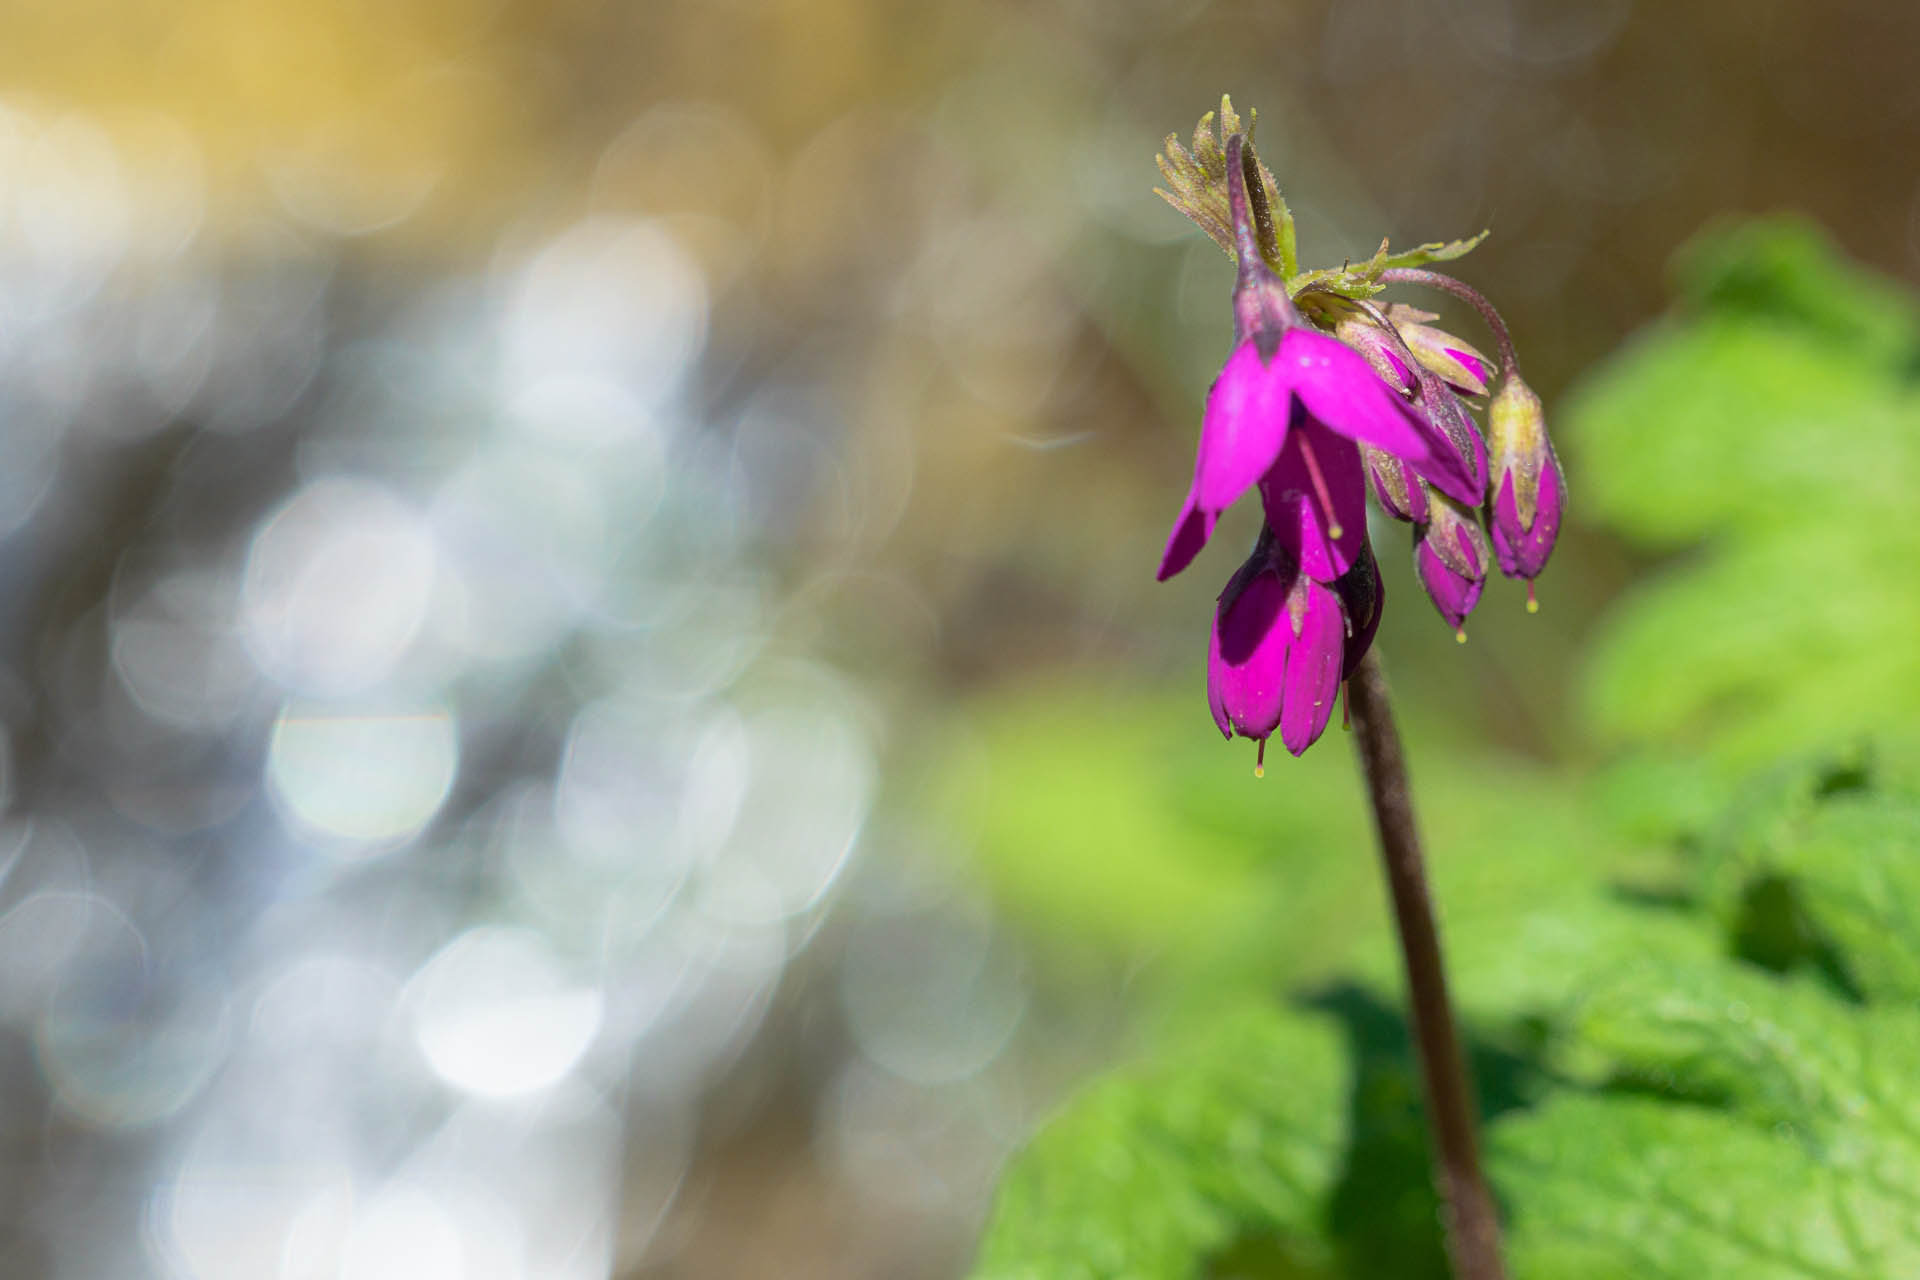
[971,1005,1349,1280]
[1570,218,1920,761]
[1671,214,1920,370]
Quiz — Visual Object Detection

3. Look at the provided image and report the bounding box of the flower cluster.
[1156,125,1562,768]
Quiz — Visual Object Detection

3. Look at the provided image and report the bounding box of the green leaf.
[1568,219,1920,761]
[1670,214,1920,370]
[970,1005,1350,1280]
[1374,232,1491,273]
[1493,957,1920,1277]
[1564,318,1917,551]
[1692,751,1920,1002]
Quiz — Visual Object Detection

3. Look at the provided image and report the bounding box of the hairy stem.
[1377,266,1520,380]
[1345,651,1507,1280]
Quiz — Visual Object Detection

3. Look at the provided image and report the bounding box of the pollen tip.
[1526,581,1540,613]
[1455,628,1468,645]
[1255,738,1268,777]
[1327,523,1343,540]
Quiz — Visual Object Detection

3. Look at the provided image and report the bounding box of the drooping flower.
[1156,136,1477,584]
[1207,535,1348,765]
[1485,375,1564,594]
[1153,111,1562,765]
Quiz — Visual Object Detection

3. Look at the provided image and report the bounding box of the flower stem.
[1377,266,1520,381]
[1344,650,1507,1280]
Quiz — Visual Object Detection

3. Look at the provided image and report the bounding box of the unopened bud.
[1413,490,1490,633]
[1386,303,1494,397]
[1485,376,1564,580]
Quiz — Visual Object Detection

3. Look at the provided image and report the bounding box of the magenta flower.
[1154,125,1563,764]
[1156,139,1477,585]
[1207,536,1347,766]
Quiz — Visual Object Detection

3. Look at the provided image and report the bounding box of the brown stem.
[1345,650,1507,1280]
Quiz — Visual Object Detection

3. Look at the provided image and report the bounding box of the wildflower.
[1154,112,1561,765]
[1156,136,1477,584]
[1207,534,1347,766]
[1485,376,1564,595]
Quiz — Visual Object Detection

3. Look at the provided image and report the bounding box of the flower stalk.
[1345,650,1507,1280]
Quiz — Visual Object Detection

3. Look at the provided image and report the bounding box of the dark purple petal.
[1257,423,1367,582]
[1157,494,1215,581]
[1193,341,1295,515]
[1331,540,1383,678]
[1278,578,1345,756]
[1208,559,1292,740]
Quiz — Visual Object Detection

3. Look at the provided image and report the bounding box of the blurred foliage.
[966,220,1920,1277]
[1570,214,1920,766]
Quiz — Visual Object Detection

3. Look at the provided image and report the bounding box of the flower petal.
[1490,457,1564,579]
[1209,561,1291,740]
[1193,341,1295,515]
[1157,493,1216,581]
[1415,534,1483,630]
[1278,579,1345,756]
[1258,424,1366,582]
[1284,329,1478,502]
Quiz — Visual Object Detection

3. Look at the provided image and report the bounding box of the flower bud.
[1333,312,1417,394]
[1361,444,1429,524]
[1409,363,1488,497]
[1208,539,1348,761]
[1485,377,1564,581]
[1385,304,1494,397]
[1413,490,1490,636]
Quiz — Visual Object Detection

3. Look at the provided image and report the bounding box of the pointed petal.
[1193,342,1294,515]
[1490,457,1564,579]
[1279,579,1344,756]
[1444,348,1492,395]
[1157,493,1216,581]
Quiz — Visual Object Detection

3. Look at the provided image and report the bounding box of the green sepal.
[1154,95,1297,278]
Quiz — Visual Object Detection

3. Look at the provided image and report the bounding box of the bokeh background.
[2,1,1919,1277]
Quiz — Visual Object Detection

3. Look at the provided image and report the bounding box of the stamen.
[1255,738,1268,778]
[1526,581,1540,614]
[1293,430,1343,540]
[1455,628,1468,644]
